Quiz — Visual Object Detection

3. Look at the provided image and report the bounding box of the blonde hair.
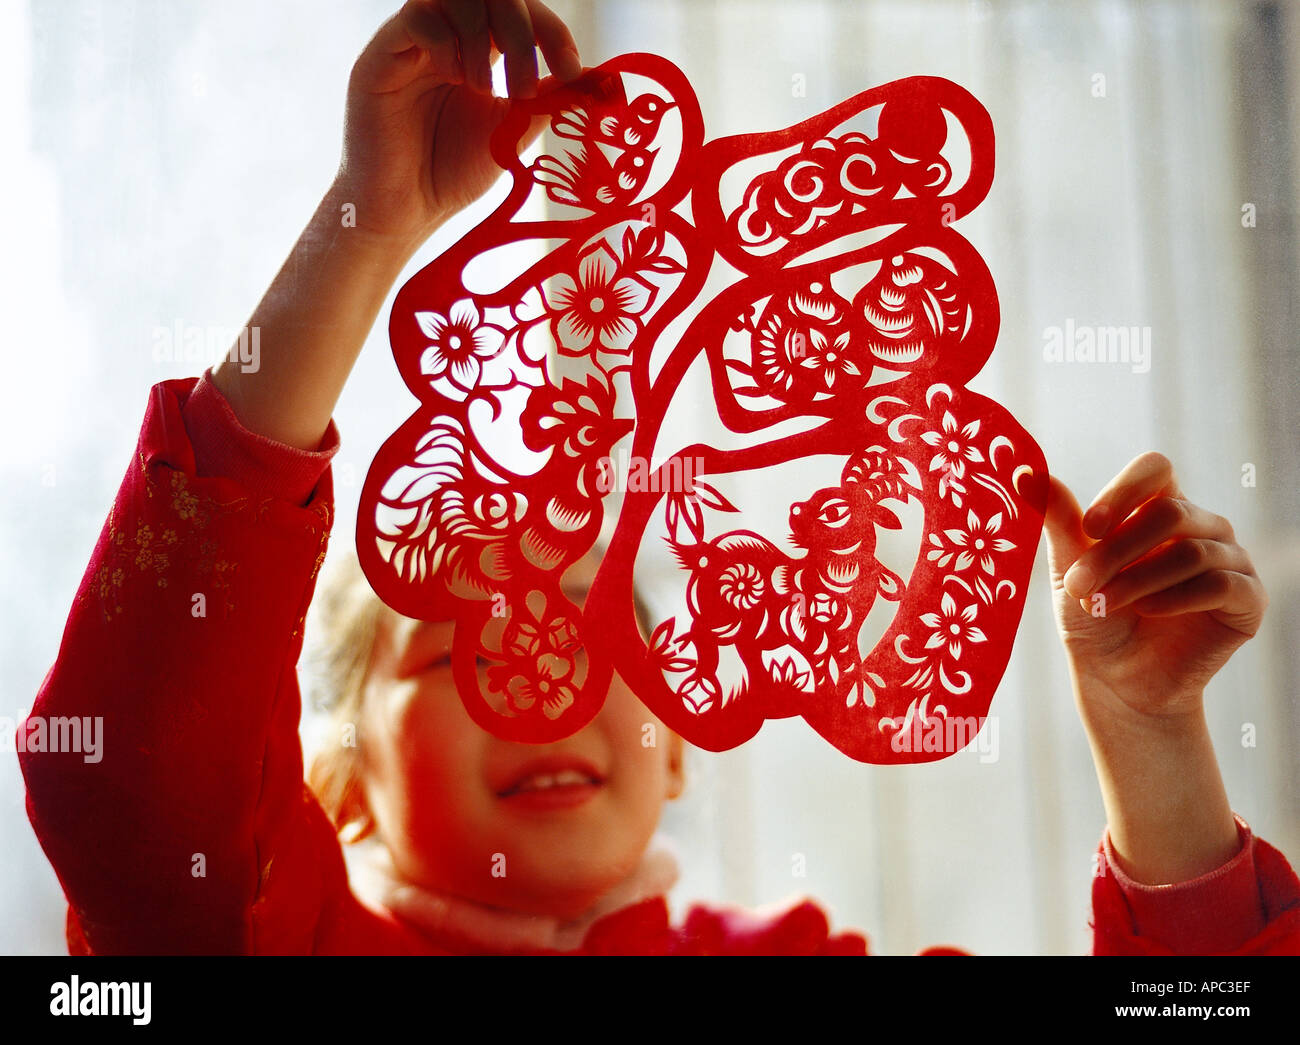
[303,547,389,843]
[302,545,660,843]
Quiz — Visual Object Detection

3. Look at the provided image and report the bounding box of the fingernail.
[1082,504,1110,537]
[1064,563,1095,597]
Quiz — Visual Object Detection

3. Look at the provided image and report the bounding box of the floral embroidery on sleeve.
[78,454,249,622]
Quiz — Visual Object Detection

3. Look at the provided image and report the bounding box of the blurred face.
[357,607,684,919]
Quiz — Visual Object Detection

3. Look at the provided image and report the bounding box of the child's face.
[358,609,683,919]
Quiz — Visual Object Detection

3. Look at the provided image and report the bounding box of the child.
[19,0,1300,955]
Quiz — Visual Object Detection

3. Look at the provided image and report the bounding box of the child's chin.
[504,846,642,917]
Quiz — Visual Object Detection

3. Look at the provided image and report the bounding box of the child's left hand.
[1042,450,1267,723]
[1041,451,1266,884]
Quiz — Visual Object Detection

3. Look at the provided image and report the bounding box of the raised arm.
[1043,451,1300,954]
[20,0,584,954]
[211,0,582,450]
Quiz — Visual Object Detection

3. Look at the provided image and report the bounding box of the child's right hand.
[336,0,584,250]
[217,3,582,454]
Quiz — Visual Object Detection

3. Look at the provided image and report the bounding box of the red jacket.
[17,373,1300,955]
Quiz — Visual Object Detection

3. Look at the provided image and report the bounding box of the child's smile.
[354,608,684,918]
[492,754,606,812]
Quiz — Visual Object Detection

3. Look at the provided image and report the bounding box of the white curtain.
[2,0,1295,954]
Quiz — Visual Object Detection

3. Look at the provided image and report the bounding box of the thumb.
[1041,473,1092,584]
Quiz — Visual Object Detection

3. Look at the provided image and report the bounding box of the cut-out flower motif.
[922,410,983,506]
[749,282,859,400]
[548,242,654,356]
[919,591,987,660]
[417,301,506,395]
[927,509,1017,573]
[921,410,983,479]
[798,328,860,390]
[503,659,579,720]
[494,611,583,720]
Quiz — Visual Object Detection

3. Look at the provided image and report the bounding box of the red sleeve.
[1090,814,1300,955]
[182,367,338,505]
[18,373,352,954]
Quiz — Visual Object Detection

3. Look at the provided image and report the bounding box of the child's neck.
[344,836,681,953]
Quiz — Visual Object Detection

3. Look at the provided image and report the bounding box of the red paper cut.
[356,53,1049,762]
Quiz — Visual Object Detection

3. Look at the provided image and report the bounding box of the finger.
[443,0,494,93]
[1129,569,1268,634]
[365,9,422,54]
[1080,450,1183,540]
[400,2,463,82]
[353,8,456,87]
[526,0,583,80]
[1063,496,1234,598]
[532,71,577,99]
[486,0,539,98]
[1041,472,1090,586]
[1092,537,1253,614]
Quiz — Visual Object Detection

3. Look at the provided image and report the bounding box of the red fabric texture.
[1092,816,1300,955]
[182,367,340,505]
[17,373,1300,955]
